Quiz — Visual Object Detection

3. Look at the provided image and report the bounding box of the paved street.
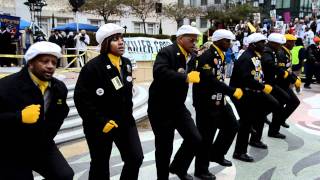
[50,83,320,180]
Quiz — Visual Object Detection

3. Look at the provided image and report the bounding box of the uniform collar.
[212,44,225,62]
[178,44,188,60]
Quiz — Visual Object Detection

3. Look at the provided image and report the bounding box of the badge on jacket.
[57,99,63,105]
[127,76,133,82]
[177,68,185,73]
[127,64,132,73]
[96,88,104,96]
[111,76,123,90]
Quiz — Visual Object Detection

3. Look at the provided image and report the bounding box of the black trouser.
[195,103,239,174]
[85,126,144,180]
[267,85,291,134]
[278,86,300,121]
[304,62,315,87]
[234,92,281,154]
[0,145,74,180]
[148,106,202,180]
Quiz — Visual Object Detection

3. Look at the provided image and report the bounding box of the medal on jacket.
[111,76,123,90]
[177,68,185,73]
[96,88,104,96]
[127,64,132,73]
[127,76,133,82]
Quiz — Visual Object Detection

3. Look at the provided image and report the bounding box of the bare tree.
[81,0,126,24]
[125,0,156,34]
[163,3,203,29]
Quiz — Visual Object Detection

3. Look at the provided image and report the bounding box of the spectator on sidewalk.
[74,30,90,64]
[0,41,74,180]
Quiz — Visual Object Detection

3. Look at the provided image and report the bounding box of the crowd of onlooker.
[0,26,90,67]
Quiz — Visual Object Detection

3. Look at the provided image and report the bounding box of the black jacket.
[306,44,320,64]
[74,53,135,134]
[230,48,265,91]
[193,45,235,109]
[148,43,195,111]
[276,47,298,87]
[0,67,69,153]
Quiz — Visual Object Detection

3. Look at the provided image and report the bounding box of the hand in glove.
[295,78,301,88]
[263,84,273,94]
[102,120,118,133]
[233,88,243,100]
[187,71,200,83]
[21,104,41,124]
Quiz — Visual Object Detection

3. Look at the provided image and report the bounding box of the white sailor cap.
[212,29,235,42]
[96,23,124,44]
[268,33,286,44]
[247,33,267,44]
[24,41,62,63]
[176,25,201,37]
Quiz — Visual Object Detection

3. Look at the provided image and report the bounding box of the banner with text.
[123,37,172,61]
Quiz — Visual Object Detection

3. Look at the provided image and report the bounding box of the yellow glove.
[233,88,243,100]
[263,84,273,94]
[21,104,41,124]
[295,78,301,88]
[187,71,200,83]
[102,120,118,133]
[283,71,289,79]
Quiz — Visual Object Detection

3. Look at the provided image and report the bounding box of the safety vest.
[291,46,303,65]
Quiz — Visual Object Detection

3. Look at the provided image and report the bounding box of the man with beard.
[0,41,74,180]
[192,29,242,180]
[231,33,282,162]
[148,25,202,180]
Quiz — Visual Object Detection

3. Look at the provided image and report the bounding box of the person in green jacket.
[291,38,306,78]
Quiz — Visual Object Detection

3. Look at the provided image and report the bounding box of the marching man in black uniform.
[148,25,202,180]
[231,33,282,162]
[257,33,300,140]
[74,23,143,180]
[0,41,74,180]
[193,29,242,180]
[277,34,301,127]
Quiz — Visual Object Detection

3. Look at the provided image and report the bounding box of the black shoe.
[268,132,286,139]
[233,153,254,162]
[194,172,216,180]
[249,141,268,149]
[169,168,193,180]
[304,85,312,89]
[281,122,290,128]
[210,157,232,167]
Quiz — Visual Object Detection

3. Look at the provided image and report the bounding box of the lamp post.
[24,0,47,28]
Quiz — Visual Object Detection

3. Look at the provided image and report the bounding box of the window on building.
[276,0,291,9]
[189,19,196,25]
[190,0,196,7]
[57,18,68,27]
[214,0,221,4]
[200,18,207,28]
[134,22,142,33]
[90,19,101,26]
[147,23,155,34]
[178,0,184,7]
[201,0,207,6]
